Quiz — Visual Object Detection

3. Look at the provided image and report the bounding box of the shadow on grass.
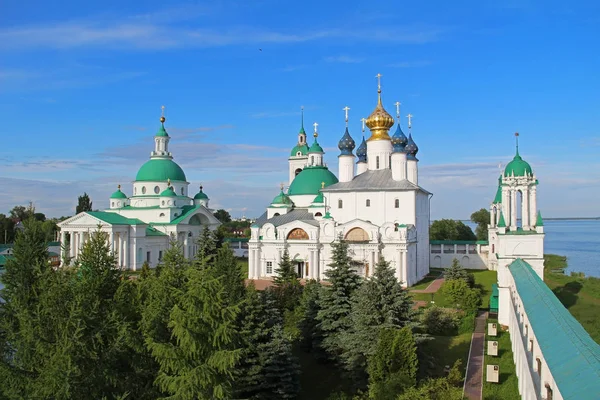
[553,281,583,309]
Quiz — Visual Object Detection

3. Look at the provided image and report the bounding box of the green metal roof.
[502,228,541,236]
[290,143,309,157]
[489,283,499,312]
[497,210,506,227]
[308,140,324,153]
[493,175,503,204]
[136,159,186,182]
[271,190,293,206]
[87,211,145,225]
[536,210,544,226]
[151,205,203,225]
[0,254,9,266]
[312,192,324,204]
[146,226,167,236]
[504,149,533,177]
[429,240,489,245]
[110,188,128,199]
[509,259,600,399]
[155,123,169,137]
[288,166,338,196]
[194,187,209,200]
[160,187,177,197]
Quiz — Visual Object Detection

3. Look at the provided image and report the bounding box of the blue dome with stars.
[391,124,408,153]
[338,127,356,156]
[405,134,419,160]
[356,136,367,163]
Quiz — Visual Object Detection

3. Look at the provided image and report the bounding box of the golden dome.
[365,76,394,141]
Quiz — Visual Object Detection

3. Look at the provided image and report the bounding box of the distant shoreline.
[460,217,599,222]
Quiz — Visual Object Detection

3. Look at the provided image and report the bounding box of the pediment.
[58,213,110,228]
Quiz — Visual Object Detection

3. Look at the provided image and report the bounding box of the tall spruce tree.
[194,225,217,269]
[147,265,242,399]
[76,193,93,214]
[273,249,296,285]
[259,324,301,399]
[338,257,417,385]
[272,249,302,313]
[316,239,361,359]
[296,279,323,353]
[212,244,246,306]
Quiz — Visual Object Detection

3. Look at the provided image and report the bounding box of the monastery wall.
[429,240,489,270]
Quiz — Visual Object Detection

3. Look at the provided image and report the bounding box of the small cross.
[376,73,382,90]
[117,184,121,190]
[407,113,413,128]
[394,101,401,119]
[321,181,325,189]
[361,117,366,132]
[343,106,350,123]
[280,182,284,191]
[313,122,319,134]
[161,105,165,117]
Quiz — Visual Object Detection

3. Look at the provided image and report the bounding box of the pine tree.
[272,249,302,314]
[259,324,301,399]
[148,265,242,399]
[367,327,418,399]
[296,279,323,353]
[76,192,93,214]
[194,225,217,269]
[212,244,245,307]
[338,257,417,386]
[316,239,362,359]
[273,249,296,285]
[443,258,475,287]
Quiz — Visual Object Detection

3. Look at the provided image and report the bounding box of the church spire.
[152,105,172,159]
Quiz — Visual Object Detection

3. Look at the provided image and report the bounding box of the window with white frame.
[266,261,273,274]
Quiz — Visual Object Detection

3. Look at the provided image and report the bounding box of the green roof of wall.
[429,240,489,245]
[509,259,600,400]
[136,159,186,182]
[87,211,145,225]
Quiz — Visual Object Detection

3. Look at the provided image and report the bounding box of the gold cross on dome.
[376,73,382,90]
[313,122,319,134]
[321,181,325,189]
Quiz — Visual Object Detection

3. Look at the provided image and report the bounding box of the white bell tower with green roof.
[288,107,310,185]
[489,133,545,326]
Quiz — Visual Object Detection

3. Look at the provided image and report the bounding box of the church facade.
[248,80,431,287]
[57,113,220,270]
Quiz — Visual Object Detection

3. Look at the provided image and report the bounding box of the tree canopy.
[213,209,232,223]
[76,193,93,214]
[429,219,476,241]
[470,208,490,241]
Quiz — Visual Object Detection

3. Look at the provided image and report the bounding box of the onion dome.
[391,124,408,153]
[308,136,324,153]
[356,136,367,163]
[271,189,293,206]
[337,127,356,156]
[194,185,209,200]
[504,149,533,177]
[160,186,177,197]
[136,159,186,182]
[365,76,394,141]
[110,185,127,199]
[288,166,339,195]
[405,134,419,160]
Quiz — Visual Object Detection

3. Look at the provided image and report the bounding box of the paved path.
[410,274,445,294]
[463,311,488,400]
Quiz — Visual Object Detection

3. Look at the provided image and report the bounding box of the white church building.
[57,112,220,270]
[248,78,431,287]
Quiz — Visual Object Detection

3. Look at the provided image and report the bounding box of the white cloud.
[324,55,364,64]
[387,60,432,68]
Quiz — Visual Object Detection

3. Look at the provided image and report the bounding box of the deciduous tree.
[76,193,93,214]
[429,219,476,241]
[470,208,490,241]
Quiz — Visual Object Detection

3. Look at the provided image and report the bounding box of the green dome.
[290,143,309,157]
[308,140,324,153]
[110,187,127,199]
[288,166,338,196]
[312,193,324,204]
[160,187,177,197]
[194,186,209,200]
[156,123,169,137]
[136,159,186,182]
[271,190,293,205]
[504,151,533,177]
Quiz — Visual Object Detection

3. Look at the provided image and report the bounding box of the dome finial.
[160,105,166,124]
[343,106,350,127]
[515,132,520,156]
[301,106,305,132]
[376,73,382,103]
[394,101,401,122]
[200,185,203,191]
[117,184,121,190]
[280,182,284,191]
[167,178,171,187]
[321,181,325,189]
[365,74,394,140]
[313,122,319,138]
[361,117,366,133]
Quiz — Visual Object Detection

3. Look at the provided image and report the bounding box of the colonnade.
[500,185,538,230]
[60,229,130,268]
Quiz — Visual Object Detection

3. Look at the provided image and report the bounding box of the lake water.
[0,220,598,293]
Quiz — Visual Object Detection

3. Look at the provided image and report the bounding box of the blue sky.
[1,0,599,219]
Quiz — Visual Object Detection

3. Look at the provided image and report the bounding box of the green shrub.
[422,306,458,336]
[443,258,475,287]
[458,312,476,334]
[441,279,482,313]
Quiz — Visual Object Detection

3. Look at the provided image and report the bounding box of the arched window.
[376,156,380,169]
[181,187,184,195]
[394,199,400,208]
[338,199,343,208]
[366,199,370,207]
[389,155,391,168]
[295,168,302,176]
[159,213,165,217]
[287,228,309,240]
[315,212,323,217]
[154,186,160,194]
[311,156,314,165]
[273,213,280,217]
[345,227,369,242]
[142,186,147,194]
[111,202,114,207]
[545,384,553,400]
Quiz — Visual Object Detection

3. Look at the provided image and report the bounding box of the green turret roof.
[271,190,293,206]
[160,186,177,197]
[498,210,506,227]
[194,186,209,200]
[155,123,169,137]
[110,186,128,199]
[308,139,324,154]
[290,143,309,157]
[312,192,324,204]
[536,210,544,226]
[504,149,533,177]
[288,166,338,196]
[493,175,503,204]
[136,159,186,182]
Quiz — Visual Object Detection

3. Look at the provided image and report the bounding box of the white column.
[183,233,189,259]
[391,153,407,181]
[123,233,129,270]
[109,231,114,253]
[60,230,66,266]
[523,188,530,230]
[73,232,79,260]
[309,250,315,279]
[502,187,510,228]
[402,251,408,285]
[511,189,518,228]
[315,249,320,279]
[255,249,260,278]
[407,160,418,185]
[530,186,537,226]
[395,251,402,281]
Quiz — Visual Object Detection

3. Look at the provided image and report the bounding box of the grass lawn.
[482,319,519,400]
[411,269,498,309]
[544,254,600,343]
[420,332,473,378]
[410,269,444,291]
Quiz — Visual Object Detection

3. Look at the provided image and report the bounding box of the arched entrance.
[345,227,369,242]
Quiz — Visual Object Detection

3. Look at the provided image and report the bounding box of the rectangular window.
[443,246,454,254]
[146,251,151,263]
[266,261,273,274]
[431,244,441,254]
[158,250,163,261]
[456,245,467,254]
[366,199,370,207]
[468,245,477,254]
